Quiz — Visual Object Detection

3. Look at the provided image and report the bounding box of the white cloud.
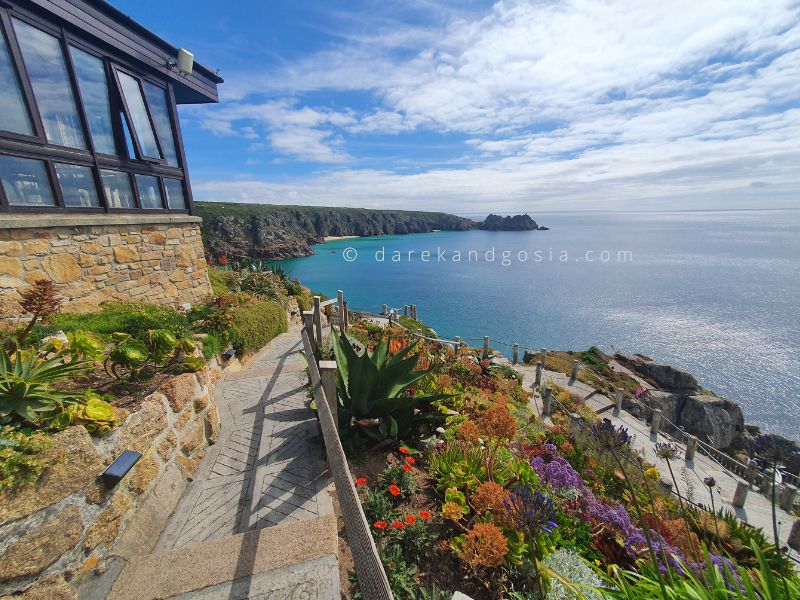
[189,0,800,210]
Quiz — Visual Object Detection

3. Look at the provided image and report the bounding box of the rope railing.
[300,327,393,600]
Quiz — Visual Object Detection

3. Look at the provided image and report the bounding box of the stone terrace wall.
[0,214,212,318]
[0,363,222,600]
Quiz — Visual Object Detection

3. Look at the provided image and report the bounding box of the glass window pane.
[134,174,163,209]
[13,19,86,149]
[163,178,186,209]
[100,168,134,208]
[55,163,100,207]
[0,29,32,135]
[117,72,160,159]
[0,155,55,206]
[69,47,115,155]
[143,82,178,166]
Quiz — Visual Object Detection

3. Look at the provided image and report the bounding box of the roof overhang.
[20,0,222,104]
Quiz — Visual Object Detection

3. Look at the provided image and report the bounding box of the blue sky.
[114,0,800,212]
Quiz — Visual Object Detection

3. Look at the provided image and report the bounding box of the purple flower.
[531,455,588,493]
[504,487,559,537]
[590,418,633,450]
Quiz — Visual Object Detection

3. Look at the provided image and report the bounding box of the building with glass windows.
[0,0,222,316]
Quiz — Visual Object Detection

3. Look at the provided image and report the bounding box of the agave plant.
[0,351,87,426]
[331,328,448,440]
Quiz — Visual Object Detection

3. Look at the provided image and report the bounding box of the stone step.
[108,515,339,600]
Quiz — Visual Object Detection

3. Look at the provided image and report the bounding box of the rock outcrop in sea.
[479,213,543,231]
[615,353,746,449]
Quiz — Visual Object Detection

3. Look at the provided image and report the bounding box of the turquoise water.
[279,210,800,439]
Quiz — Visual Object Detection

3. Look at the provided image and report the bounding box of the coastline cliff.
[196,202,545,260]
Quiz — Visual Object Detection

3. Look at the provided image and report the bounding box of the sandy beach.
[323,235,360,242]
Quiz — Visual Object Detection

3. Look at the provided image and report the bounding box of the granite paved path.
[158,325,332,551]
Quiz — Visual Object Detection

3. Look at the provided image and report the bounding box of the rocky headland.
[479,213,548,231]
[195,202,545,260]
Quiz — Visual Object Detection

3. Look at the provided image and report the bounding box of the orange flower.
[404,456,415,464]
[391,520,406,529]
[388,484,401,497]
[373,520,387,529]
[355,477,367,486]
[419,511,432,520]
[402,464,412,472]
[404,514,417,525]
[398,447,410,455]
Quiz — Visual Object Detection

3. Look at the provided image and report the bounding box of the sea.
[277,209,800,440]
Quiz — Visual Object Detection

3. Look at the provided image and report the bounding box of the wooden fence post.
[403,305,408,317]
[313,296,323,352]
[732,479,749,508]
[410,304,417,320]
[319,361,338,432]
[483,336,489,359]
[614,388,624,414]
[542,387,552,417]
[540,348,547,370]
[685,435,697,461]
[303,311,316,353]
[342,300,349,332]
[780,484,797,511]
[571,360,579,380]
[454,336,461,356]
[512,343,519,364]
[535,361,543,385]
[650,409,662,435]
[337,290,344,327]
[382,304,388,315]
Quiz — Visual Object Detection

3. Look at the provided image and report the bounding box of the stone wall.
[0,214,212,318]
[0,363,222,600]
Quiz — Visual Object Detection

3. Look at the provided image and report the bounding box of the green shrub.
[229,299,288,356]
[208,267,235,296]
[0,426,52,490]
[237,271,287,304]
[26,302,189,345]
[296,290,314,312]
[200,333,224,359]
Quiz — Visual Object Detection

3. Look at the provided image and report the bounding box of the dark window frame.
[0,4,192,215]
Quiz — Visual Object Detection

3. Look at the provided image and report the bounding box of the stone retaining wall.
[0,362,223,600]
[0,215,212,318]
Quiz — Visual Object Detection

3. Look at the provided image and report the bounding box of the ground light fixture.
[101,450,142,488]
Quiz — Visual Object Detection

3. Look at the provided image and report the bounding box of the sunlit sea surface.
[278,210,800,440]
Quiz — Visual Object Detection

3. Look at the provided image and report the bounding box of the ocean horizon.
[278,208,800,441]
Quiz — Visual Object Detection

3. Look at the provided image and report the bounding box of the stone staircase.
[108,327,340,599]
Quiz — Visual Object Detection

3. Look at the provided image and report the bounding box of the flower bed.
[336,319,799,599]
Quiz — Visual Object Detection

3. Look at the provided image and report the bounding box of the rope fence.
[300,326,393,600]
[337,297,797,511]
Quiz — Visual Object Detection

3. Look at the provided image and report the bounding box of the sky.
[113,0,800,213]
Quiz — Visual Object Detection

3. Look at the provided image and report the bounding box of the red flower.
[404,514,417,525]
[355,477,367,486]
[404,456,415,464]
[391,520,405,529]
[388,484,401,497]
[402,464,412,472]
[419,511,432,520]
[398,447,410,455]
[373,520,387,530]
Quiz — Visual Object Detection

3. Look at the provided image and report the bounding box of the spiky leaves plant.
[331,328,449,440]
[0,351,87,426]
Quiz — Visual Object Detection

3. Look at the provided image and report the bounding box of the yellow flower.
[644,467,660,480]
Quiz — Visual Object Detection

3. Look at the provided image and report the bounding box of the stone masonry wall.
[0,362,223,600]
[0,215,212,318]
